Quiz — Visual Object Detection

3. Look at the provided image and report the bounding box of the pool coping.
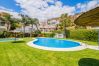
[27,38,87,51]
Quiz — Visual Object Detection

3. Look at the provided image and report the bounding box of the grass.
[59,38,98,46]
[74,39,98,46]
[0,38,99,66]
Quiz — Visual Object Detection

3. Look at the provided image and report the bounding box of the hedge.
[69,29,98,41]
[41,33,55,37]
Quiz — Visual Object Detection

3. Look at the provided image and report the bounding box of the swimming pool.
[34,38,80,48]
[0,38,19,42]
[27,38,86,51]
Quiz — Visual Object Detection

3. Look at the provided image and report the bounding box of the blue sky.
[0,0,21,12]
[0,0,91,12]
[61,0,90,6]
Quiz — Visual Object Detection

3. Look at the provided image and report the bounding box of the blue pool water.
[33,38,81,48]
[0,38,18,42]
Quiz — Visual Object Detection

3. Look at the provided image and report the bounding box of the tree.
[33,18,40,31]
[20,14,30,37]
[27,17,40,37]
[0,12,12,31]
[0,12,21,31]
[59,14,71,38]
[10,18,21,30]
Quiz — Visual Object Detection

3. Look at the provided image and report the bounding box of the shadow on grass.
[78,58,99,66]
[12,41,26,43]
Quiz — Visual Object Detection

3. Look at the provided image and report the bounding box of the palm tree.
[27,17,40,37]
[59,14,71,38]
[0,12,12,31]
[10,18,21,30]
[33,18,40,31]
[0,12,21,31]
[20,14,30,37]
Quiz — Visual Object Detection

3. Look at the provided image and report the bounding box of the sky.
[0,0,99,21]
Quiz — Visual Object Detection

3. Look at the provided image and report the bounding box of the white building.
[15,25,37,33]
[39,20,59,33]
[0,20,7,31]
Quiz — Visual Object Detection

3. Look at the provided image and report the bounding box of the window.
[0,22,5,26]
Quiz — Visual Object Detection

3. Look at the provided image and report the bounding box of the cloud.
[0,0,98,21]
[0,6,21,19]
[76,0,99,12]
[15,0,76,21]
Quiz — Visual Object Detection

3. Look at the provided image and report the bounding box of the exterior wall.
[15,25,37,33]
[39,20,58,33]
[40,28,56,33]
[0,20,7,31]
[86,26,92,29]
[69,13,82,23]
[87,26,99,29]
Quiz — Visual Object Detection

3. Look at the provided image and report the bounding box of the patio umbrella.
[10,30,20,41]
[74,7,99,47]
[74,7,99,26]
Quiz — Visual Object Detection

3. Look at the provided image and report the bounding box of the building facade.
[0,20,7,31]
[39,20,59,33]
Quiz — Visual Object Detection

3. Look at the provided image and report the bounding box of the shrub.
[42,32,55,37]
[69,29,98,41]
[0,31,10,38]
[33,30,41,37]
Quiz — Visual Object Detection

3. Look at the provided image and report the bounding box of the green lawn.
[0,38,99,66]
[66,38,98,46]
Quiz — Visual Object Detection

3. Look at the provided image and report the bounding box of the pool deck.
[87,45,99,50]
[27,38,88,51]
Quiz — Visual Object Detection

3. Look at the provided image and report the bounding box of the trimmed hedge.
[69,29,98,41]
[41,33,55,37]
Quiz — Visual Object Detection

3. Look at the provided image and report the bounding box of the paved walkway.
[87,45,99,50]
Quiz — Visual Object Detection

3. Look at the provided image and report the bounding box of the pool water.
[33,38,81,48]
[0,38,18,42]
